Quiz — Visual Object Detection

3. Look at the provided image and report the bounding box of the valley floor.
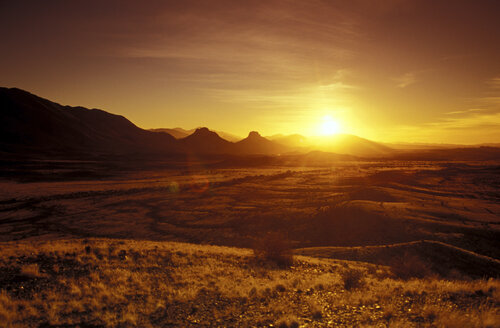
[0,160,499,326]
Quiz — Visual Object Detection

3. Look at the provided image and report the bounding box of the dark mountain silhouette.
[0,87,180,157]
[179,127,235,154]
[3,87,496,161]
[152,127,241,142]
[150,128,190,139]
[234,131,287,155]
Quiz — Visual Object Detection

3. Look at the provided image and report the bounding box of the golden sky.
[1,0,499,144]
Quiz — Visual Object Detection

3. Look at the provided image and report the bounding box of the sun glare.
[320,116,340,136]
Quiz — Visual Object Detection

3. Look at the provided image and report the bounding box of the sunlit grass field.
[0,238,498,327]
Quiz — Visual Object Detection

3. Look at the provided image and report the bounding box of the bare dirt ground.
[0,160,499,326]
[1,161,499,254]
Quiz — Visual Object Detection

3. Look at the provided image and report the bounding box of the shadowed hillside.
[0,87,180,157]
[3,87,499,162]
[296,240,500,279]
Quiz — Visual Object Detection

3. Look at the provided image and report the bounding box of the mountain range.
[2,87,497,161]
[150,127,241,142]
[0,87,291,158]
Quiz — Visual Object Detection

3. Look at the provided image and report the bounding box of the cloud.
[427,112,500,130]
[471,77,500,108]
[445,108,484,115]
[319,70,358,91]
[393,72,416,88]
[105,1,363,94]
[486,77,500,89]
[319,82,357,91]
[388,111,500,144]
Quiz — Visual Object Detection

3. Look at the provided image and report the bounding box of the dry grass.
[0,238,498,327]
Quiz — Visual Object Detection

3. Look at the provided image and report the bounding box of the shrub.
[277,319,299,328]
[20,263,44,279]
[390,252,434,280]
[253,232,293,267]
[341,268,365,290]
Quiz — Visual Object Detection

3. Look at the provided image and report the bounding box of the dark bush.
[253,232,293,267]
[341,268,365,290]
[277,319,299,328]
[390,252,434,280]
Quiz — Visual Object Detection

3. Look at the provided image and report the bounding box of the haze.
[1,0,499,144]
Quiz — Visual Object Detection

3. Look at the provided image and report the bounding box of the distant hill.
[234,131,287,155]
[391,146,500,161]
[3,87,497,160]
[311,134,394,157]
[267,133,308,147]
[152,127,241,142]
[211,130,241,142]
[386,142,500,150]
[384,142,468,150]
[0,87,180,157]
[179,127,235,154]
[150,128,190,139]
[270,133,394,157]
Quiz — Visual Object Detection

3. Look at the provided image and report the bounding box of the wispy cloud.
[102,0,364,103]
[485,77,500,89]
[445,108,484,115]
[413,77,500,138]
[319,82,357,91]
[387,76,500,143]
[471,76,500,109]
[393,72,416,88]
[389,111,500,144]
[426,112,500,130]
[319,70,358,91]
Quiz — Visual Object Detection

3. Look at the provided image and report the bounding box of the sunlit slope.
[0,238,498,327]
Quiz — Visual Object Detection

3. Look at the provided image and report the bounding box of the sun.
[320,115,341,136]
